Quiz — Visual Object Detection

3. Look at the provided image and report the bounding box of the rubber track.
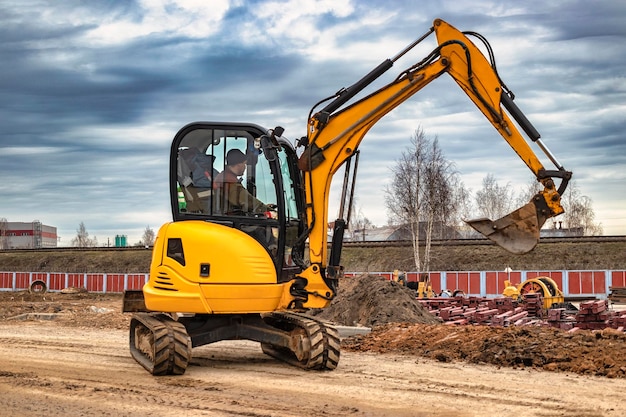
[130,313,192,376]
[289,312,340,370]
[262,312,340,370]
[317,320,341,370]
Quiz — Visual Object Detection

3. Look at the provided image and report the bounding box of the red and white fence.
[0,272,148,293]
[347,270,626,299]
[1,269,625,299]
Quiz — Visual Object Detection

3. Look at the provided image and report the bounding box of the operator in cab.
[213,149,268,215]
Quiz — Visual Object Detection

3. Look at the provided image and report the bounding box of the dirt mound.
[343,322,626,378]
[310,274,440,327]
[0,291,129,330]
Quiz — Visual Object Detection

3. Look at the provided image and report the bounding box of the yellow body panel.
[198,283,286,313]
[143,221,295,313]
[298,265,335,309]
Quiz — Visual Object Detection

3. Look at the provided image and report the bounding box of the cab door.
[170,122,305,283]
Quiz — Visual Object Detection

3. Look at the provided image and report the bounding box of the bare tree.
[385,128,428,271]
[515,175,543,208]
[71,222,98,247]
[385,127,462,272]
[475,173,515,220]
[141,226,156,247]
[556,181,603,236]
[348,205,373,241]
[421,137,460,270]
[451,179,475,238]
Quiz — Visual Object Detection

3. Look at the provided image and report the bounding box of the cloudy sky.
[1,0,624,246]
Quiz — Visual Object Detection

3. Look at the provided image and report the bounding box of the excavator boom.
[299,18,571,259]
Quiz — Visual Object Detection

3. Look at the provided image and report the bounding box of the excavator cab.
[124,122,341,375]
[169,122,307,291]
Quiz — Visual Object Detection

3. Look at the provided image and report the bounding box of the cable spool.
[29,279,47,294]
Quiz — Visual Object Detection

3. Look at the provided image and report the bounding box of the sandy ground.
[1,321,625,417]
[1,289,626,416]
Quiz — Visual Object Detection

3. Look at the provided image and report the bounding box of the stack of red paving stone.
[419,296,539,326]
[521,293,545,318]
[491,307,528,326]
[418,295,626,332]
[547,308,577,330]
[574,300,612,330]
[609,312,626,331]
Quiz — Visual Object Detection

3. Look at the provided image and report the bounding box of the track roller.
[129,313,192,376]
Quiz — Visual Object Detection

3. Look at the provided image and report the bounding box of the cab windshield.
[172,124,304,282]
[176,128,278,217]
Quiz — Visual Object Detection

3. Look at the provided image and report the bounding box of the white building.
[0,221,58,249]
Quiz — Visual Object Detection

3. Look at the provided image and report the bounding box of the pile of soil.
[343,322,626,378]
[310,274,440,327]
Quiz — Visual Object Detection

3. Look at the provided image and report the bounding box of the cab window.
[176,128,277,217]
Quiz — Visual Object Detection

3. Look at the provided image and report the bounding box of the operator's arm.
[229,183,268,213]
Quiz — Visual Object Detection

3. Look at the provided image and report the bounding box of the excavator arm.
[297,18,571,289]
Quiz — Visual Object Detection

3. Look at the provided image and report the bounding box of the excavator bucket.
[466,201,547,255]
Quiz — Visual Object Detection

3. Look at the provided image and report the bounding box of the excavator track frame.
[129,310,340,375]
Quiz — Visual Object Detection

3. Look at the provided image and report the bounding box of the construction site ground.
[1,278,626,416]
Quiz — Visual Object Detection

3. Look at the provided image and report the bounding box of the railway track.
[344,235,626,248]
[1,235,624,253]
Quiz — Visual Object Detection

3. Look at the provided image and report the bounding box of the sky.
[1,0,625,246]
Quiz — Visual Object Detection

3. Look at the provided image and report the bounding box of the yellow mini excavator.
[123,18,571,375]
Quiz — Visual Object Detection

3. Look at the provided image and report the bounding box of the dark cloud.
[0,0,624,243]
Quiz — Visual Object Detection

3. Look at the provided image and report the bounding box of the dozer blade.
[466,201,546,255]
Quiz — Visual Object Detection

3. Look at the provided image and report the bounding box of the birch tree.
[385,128,427,271]
[385,127,463,272]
